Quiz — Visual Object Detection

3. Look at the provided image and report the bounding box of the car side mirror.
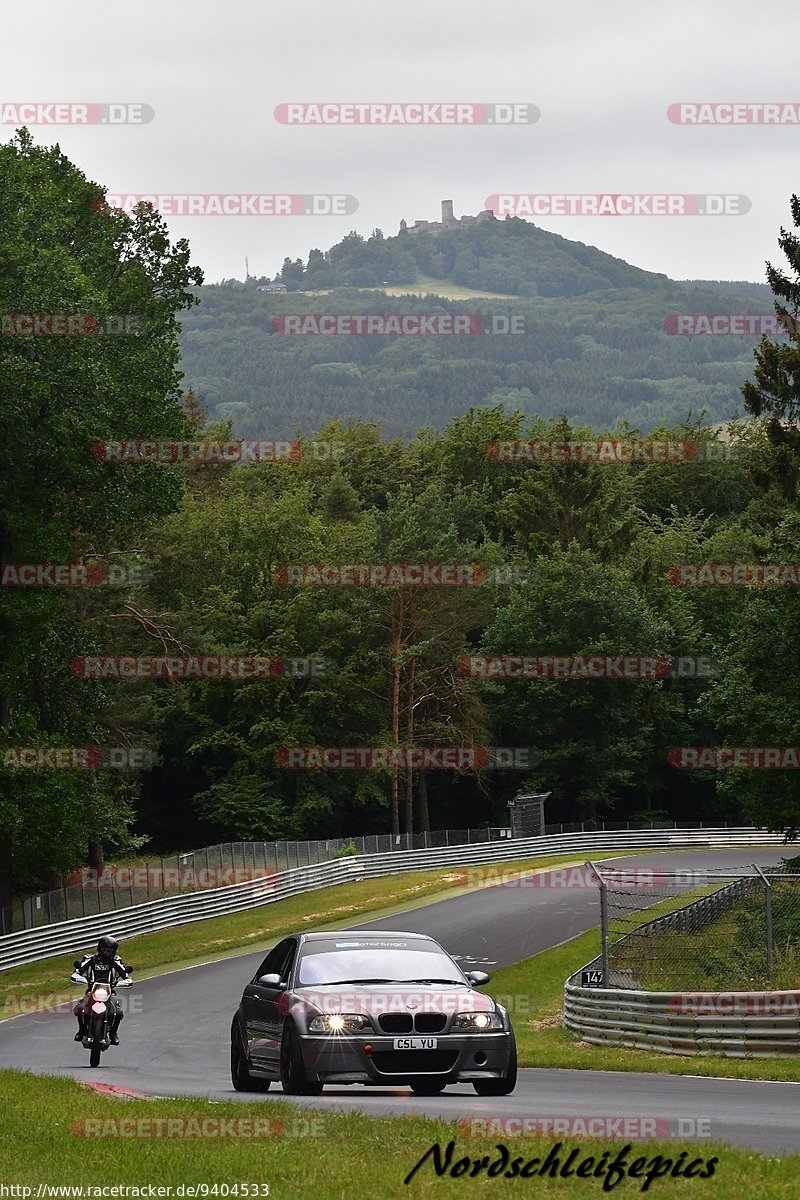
[465,970,490,986]
[257,973,283,988]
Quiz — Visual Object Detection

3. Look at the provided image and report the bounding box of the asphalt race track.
[2,848,799,1153]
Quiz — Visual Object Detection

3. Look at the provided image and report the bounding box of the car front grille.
[378,1014,413,1034]
[377,1012,449,1034]
[372,1050,459,1075]
[414,1013,447,1033]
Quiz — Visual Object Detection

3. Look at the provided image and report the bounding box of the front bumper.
[297,1030,513,1084]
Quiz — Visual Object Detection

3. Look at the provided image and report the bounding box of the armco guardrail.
[19,820,757,932]
[563,981,800,1057]
[0,826,792,973]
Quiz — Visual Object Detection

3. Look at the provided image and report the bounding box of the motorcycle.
[71,964,133,1068]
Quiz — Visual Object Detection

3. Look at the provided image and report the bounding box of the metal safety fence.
[0,826,790,972]
[18,827,510,932]
[16,818,736,934]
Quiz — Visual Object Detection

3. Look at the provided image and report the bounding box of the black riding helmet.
[97,935,119,961]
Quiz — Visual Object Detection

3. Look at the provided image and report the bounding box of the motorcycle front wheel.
[89,1015,105,1068]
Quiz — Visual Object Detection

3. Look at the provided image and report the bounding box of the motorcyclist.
[72,935,132,1045]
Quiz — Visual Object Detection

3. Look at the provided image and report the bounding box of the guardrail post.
[586,861,609,985]
[753,863,774,988]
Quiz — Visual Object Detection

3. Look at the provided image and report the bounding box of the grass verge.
[0,1069,795,1198]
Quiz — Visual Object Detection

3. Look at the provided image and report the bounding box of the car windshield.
[296,938,466,987]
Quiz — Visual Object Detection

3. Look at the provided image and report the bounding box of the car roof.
[296,930,437,944]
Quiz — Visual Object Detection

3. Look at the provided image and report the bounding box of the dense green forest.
[4,133,800,909]
[179,221,775,438]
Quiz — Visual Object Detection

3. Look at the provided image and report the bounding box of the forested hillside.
[268,218,673,296]
[5,130,800,902]
[179,221,774,439]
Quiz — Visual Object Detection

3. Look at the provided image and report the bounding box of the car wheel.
[280,1023,323,1096]
[409,1078,447,1095]
[473,1031,517,1096]
[231,1023,270,1092]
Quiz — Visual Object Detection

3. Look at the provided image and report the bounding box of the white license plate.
[393,1037,437,1050]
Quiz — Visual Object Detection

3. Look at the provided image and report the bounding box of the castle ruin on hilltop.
[399,199,496,236]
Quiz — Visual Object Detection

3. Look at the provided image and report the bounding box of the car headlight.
[452,1011,504,1031]
[308,1013,371,1033]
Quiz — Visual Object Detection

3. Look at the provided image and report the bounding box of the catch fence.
[13,818,717,934]
[588,861,800,991]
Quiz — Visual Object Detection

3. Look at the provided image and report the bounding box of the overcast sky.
[3,0,798,285]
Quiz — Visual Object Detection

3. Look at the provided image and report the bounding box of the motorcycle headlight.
[452,1010,504,1031]
[308,1013,370,1034]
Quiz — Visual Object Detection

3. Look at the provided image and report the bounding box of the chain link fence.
[19,827,516,932]
[589,858,800,991]
[11,818,734,934]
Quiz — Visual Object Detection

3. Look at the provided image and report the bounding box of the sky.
[3,0,798,285]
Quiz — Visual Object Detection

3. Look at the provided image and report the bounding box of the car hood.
[281,982,496,1018]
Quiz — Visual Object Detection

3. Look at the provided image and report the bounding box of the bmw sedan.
[230,930,517,1096]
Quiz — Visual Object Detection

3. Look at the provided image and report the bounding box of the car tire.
[280,1023,323,1096]
[473,1031,517,1096]
[409,1078,447,1095]
[231,1023,271,1092]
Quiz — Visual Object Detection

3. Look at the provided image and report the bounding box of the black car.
[230,930,517,1096]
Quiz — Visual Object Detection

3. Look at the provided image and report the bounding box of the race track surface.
[2,848,798,1153]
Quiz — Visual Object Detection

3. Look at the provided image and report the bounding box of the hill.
[177,218,776,439]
